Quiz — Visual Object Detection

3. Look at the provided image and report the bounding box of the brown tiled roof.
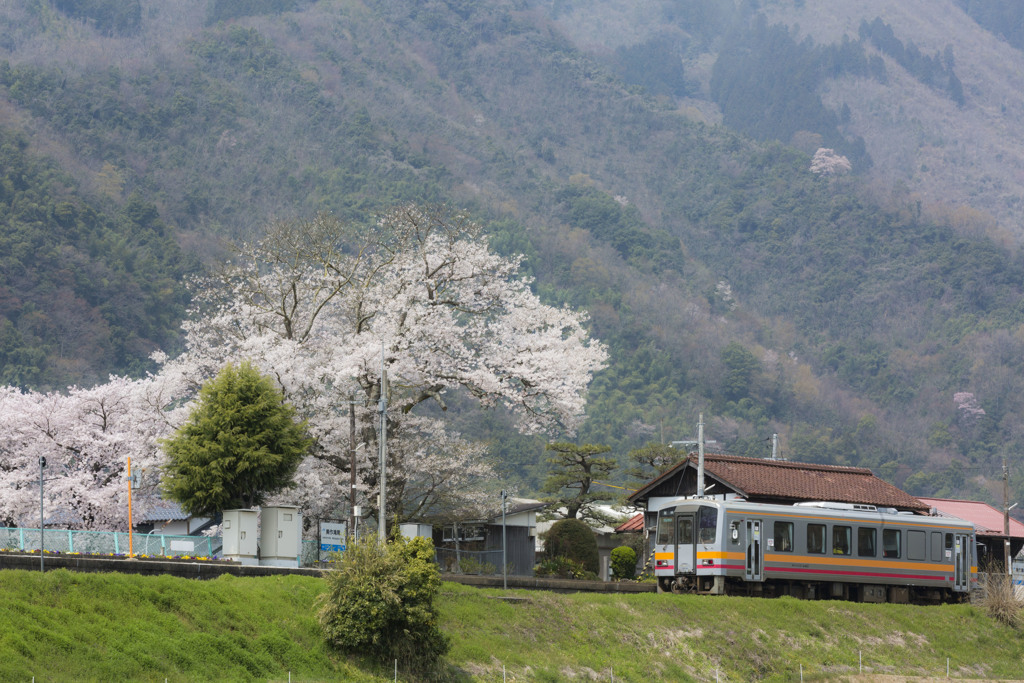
[614,513,644,533]
[630,452,929,512]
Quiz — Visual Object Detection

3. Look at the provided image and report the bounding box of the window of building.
[883,529,901,558]
[774,521,794,552]
[832,525,852,555]
[807,523,826,554]
[857,527,876,557]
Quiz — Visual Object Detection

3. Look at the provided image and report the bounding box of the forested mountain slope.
[0,0,1022,512]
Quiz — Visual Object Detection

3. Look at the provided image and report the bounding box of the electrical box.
[400,523,433,540]
[260,506,301,567]
[222,509,258,566]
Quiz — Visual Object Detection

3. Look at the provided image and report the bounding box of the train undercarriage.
[657,575,962,604]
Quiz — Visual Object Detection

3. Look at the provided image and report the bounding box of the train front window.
[698,506,718,544]
[857,527,876,557]
[807,524,826,554]
[656,513,674,546]
[677,517,693,545]
[832,525,852,555]
[883,529,901,558]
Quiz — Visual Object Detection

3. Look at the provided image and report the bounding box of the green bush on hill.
[317,534,450,675]
[541,518,600,577]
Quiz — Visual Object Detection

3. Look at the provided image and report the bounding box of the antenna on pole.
[671,413,715,498]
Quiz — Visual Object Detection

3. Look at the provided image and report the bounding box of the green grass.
[1,570,1022,681]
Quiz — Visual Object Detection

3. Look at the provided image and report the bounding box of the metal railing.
[434,547,505,575]
[1,527,218,558]
[1,527,323,567]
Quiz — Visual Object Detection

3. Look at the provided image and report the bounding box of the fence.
[1,526,220,558]
[1,527,325,566]
[434,547,506,575]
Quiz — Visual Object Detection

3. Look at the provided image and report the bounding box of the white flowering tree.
[155,204,608,526]
[0,378,166,529]
[810,148,852,176]
[0,205,607,532]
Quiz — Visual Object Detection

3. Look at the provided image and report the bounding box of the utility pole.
[501,489,508,590]
[349,399,356,543]
[378,346,387,541]
[39,456,45,572]
[1004,458,1012,575]
[671,414,715,498]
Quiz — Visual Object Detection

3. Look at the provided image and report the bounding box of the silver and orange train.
[652,498,976,603]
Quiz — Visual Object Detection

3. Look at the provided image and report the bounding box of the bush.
[543,518,599,575]
[979,571,1023,628]
[534,556,593,580]
[610,545,637,580]
[317,535,450,672]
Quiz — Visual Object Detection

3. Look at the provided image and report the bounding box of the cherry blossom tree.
[0,377,167,530]
[810,147,852,176]
[154,204,608,525]
[0,205,607,532]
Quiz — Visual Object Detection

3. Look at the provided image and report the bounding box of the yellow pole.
[127,456,134,558]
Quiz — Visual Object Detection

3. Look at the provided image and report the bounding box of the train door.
[953,533,970,592]
[675,513,696,574]
[745,518,763,582]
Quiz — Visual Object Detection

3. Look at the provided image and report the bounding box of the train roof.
[653,497,975,529]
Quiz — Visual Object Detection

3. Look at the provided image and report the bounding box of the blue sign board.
[320,521,347,553]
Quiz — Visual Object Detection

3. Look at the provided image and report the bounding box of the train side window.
[857,527,876,557]
[945,533,953,549]
[883,529,901,558]
[774,521,793,552]
[908,530,926,560]
[807,523,826,554]
[656,513,674,546]
[677,517,694,545]
[832,525,852,555]
[931,532,943,562]
[698,506,718,544]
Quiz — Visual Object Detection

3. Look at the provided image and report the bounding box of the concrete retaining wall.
[0,552,657,593]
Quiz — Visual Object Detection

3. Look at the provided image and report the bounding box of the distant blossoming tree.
[0,378,166,529]
[954,391,986,420]
[810,148,852,176]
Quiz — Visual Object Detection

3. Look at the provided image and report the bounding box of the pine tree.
[541,442,617,526]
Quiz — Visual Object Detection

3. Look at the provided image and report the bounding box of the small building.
[917,497,1024,569]
[433,498,546,576]
[134,500,213,536]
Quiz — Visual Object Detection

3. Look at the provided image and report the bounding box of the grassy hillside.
[1,569,1022,682]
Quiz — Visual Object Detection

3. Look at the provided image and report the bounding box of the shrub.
[317,535,450,672]
[979,571,1023,628]
[534,556,590,579]
[543,518,599,575]
[610,545,637,580]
